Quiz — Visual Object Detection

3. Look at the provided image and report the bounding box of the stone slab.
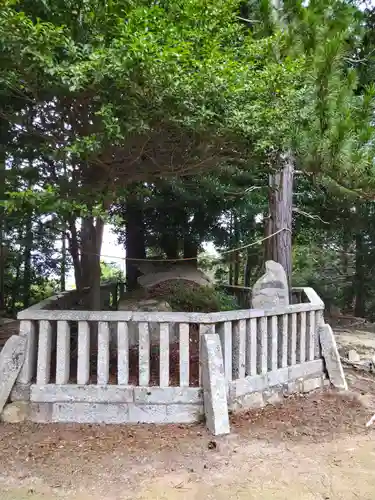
[165,404,204,423]
[31,384,134,403]
[288,359,324,380]
[229,392,265,411]
[200,333,230,435]
[229,374,325,413]
[228,360,324,400]
[10,383,30,402]
[319,324,348,390]
[252,260,289,309]
[267,367,289,387]
[302,376,322,393]
[285,380,302,394]
[264,388,283,405]
[128,403,167,423]
[28,402,204,424]
[30,402,53,423]
[52,402,130,424]
[134,387,202,405]
[0,335,27,414]
[229,374,268,399]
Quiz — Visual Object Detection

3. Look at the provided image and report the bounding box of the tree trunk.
[234,254,240,286]
[160,233,179,260]
[80,216,104,310]
[60,158,67,293]
[0,224,4,314]
[10,256,21,313]
[233,213,240,285]
[67,217,83,290]
[126,197,146,292]
[228,211,234,285]
[229,263,233,285]
[23,214,33,308]
[265,152,294,290]
[244,252,252,288]
[341,224,354,312]
[61,228,66,292]
[354,231,366,318]
[67,215,104,310]
[0,120,6,313]
[183,238,198,267]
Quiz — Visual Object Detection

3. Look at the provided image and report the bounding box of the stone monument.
[251,260,289,309]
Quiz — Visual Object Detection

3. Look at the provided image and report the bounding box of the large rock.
[116,261,211,346]
[0,335,26,414]
[137,265,211,289]
[252,260,289,310]
[1,401,30,423]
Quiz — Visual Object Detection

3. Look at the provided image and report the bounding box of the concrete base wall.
[29,401,204,424]
[26,386,203,424]
[10,362,328,425]
[228,359,329,411]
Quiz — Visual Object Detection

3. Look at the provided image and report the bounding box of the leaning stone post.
[200,333,230,436]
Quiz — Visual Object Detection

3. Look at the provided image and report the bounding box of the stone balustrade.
[8,285,339,427]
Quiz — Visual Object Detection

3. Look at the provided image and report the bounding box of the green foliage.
[100,261,124,284]
[155,283,239,313]
[292,243,345,306]
[2,0,375,321]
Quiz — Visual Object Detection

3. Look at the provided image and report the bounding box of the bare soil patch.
[0,388,374,499]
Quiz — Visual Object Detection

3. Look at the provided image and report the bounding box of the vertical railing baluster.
[77,321,90,384]
[218,321,232,382]
[117,322,129,385]
[56,320,70,384]
[199,324,215,384]
[315,310,324,359]
[257,316,268,374]
[36,320,52,385]
[280,314,288,368]
[98,322,110,385]
[18,320,37,384]
[307,311,315,361]
[159,323,169,387]
[246,318,257,376]
[299,312,307,363]
[138,322,150,386]
[269,315,278,371]
[288,313,297,365]
[179,323,190,387]
[233,319,246,379]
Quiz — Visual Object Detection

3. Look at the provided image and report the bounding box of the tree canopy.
[1,0,375,317]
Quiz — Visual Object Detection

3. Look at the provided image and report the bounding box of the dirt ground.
[0,382,375,500]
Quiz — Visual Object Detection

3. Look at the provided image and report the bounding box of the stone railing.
[9,285,337,426]
[221,284,322,308]
[26,282,124,312]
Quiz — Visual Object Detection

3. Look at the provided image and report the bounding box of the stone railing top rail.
[292,287,324,306]
[18,301,323,322]
[18,282,119,313]
[222,285,324,306]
